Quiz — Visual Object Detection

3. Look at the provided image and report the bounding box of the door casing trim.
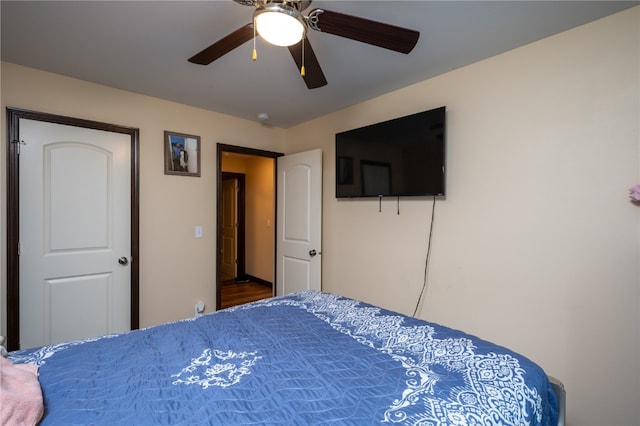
[5,107,140,351]
[216,143,282,310]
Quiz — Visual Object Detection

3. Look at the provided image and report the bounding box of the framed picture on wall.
[164,131,201,177]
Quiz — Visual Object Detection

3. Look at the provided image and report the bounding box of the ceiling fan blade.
[308,9,419,54]
[288,38,327,89]
[188,24,254,65]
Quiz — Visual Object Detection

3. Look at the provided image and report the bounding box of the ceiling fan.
[188,0,420,89]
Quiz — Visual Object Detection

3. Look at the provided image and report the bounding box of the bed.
[6,291,561,425]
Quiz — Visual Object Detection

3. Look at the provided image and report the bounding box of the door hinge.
[17,242,22,256]
[11,139,26,155]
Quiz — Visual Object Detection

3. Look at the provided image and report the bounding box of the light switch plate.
[195,226,203,238]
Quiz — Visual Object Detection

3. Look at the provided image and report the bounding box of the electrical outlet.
[195,300,205,318]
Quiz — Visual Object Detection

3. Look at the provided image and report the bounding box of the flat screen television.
[335,106,445,198]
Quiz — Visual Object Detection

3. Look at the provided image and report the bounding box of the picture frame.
[164,131,201,177]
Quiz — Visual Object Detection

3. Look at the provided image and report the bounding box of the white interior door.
[276,149,322,296]
[221,177,238,280]
[19,119,131,349]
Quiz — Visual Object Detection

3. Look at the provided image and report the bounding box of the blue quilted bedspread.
[10,291,558,425]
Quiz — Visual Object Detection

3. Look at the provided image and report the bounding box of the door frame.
[5,107,140,351]
[216,143,282,310]
[221,172,246,281]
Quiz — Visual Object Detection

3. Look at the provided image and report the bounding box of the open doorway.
[216,144,282,310]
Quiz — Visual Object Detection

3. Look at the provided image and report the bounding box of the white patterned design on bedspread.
[171,348,261,389]
[7,335,118,366]
[233,292,543,425]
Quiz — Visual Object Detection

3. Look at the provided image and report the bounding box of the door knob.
[118,256,129,266]
[309,250,317,257]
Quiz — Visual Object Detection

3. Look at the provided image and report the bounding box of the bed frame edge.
[547,375,566,426]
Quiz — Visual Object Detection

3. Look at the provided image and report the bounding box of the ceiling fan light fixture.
[254,4,305,47]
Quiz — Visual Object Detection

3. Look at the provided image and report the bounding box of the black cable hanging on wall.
[412,195,437,317]
[376,196,402,214]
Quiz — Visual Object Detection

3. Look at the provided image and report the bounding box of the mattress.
[9,291,559,425]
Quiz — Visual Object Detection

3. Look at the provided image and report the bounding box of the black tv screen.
[335,106,445,198]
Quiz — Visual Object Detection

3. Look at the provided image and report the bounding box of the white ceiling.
[1,1,637,128]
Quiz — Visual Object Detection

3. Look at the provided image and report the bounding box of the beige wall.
[0,62,286,329]
[245,156,275,282]
[285,8,640,426]
[1,6,639,425]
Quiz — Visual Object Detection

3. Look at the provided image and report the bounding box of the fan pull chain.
[300,37,306,77]
[252,20,257,61]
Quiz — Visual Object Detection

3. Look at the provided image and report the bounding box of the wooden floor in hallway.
[220,279,273,309]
